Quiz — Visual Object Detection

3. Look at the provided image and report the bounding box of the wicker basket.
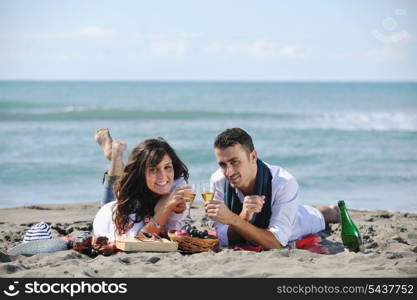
[168,232,219,252]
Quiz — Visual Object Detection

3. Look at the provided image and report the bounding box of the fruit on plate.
[181,223,217,239]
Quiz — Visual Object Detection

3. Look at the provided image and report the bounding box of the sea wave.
[64,105,96,112]
[0,107,297,121]
[308,112,417,131]
[1,107,416,131]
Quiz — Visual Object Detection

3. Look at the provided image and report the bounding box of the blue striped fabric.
[23,221,52,243]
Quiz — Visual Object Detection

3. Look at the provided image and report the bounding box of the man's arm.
[205,200,283,249]
[226,225,245,246]
[228,214,283,249]
[227,195,267,246]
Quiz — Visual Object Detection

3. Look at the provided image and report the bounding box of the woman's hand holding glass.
[148,185,191,234]
[154,185,190,215]
[182,183,196,222]
[169,185,193,213]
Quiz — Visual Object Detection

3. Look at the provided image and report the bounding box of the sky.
[0,0,416,81]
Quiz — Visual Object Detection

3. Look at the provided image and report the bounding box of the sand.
[0,201,416,278]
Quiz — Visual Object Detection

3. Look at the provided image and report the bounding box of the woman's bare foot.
[315,204,341,224]
[111,140,127,161]
[108,140,127,176]
[94,128,113,160]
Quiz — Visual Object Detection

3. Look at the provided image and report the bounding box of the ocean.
[0,81,416,212]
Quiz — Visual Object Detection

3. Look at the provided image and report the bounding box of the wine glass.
[200,181,215,224]
[182,183,196,223]
[200,182,215,202]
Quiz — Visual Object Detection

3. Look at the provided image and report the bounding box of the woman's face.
[145,154,175,195]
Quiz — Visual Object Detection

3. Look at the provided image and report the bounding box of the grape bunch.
[181,223,216,239]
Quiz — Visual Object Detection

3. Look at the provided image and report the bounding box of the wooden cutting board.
[115,236,178,252]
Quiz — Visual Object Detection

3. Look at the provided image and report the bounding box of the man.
[204,128,340,249]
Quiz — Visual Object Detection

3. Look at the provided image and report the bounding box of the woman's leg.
[100,141,127,206]
[108,141,126,177]
[102,174,118,206]
[95,129,127,206]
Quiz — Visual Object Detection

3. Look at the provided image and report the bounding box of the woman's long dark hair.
[113,137,188,234]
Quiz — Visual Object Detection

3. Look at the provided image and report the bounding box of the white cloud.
[130,32,203,61]
[178,32,202,39]
[360,46,407,61]
[204,40,312,59]
[371,30,412,44]
[134,32,201,40]
[280,46,312,59]
[0,27,115,40]
[394,9,407,16]
[147,38,189,60]
[77,27,114,38]
[125,32,205,61]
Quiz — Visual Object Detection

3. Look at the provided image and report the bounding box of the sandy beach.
[0,201,416,278]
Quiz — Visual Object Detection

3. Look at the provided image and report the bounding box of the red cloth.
[294,234,329,254]
[233,245,263,252]
[232,234,329,254]
[72,236,122,257]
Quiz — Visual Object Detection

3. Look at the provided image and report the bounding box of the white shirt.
[93,178,186,242]
[211,163,325,247]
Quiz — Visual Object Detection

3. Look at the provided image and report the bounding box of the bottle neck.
[339,205,351,222]
[338,203,359,233]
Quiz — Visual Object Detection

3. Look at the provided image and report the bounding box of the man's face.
[214,144,257,193]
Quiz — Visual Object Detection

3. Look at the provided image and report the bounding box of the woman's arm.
[138,185,190,236]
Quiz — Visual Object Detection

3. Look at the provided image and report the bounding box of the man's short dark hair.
[214,128,255,154]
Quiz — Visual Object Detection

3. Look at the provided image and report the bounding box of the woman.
[93,128,190,242]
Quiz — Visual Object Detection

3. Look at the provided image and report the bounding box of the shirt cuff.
[215,223,230,247]
[166,211,185,230]
[268,227,289,247]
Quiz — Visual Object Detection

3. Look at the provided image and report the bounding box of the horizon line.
[1,79,417,83]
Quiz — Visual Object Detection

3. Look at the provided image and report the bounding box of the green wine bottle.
[338,200,364,253]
